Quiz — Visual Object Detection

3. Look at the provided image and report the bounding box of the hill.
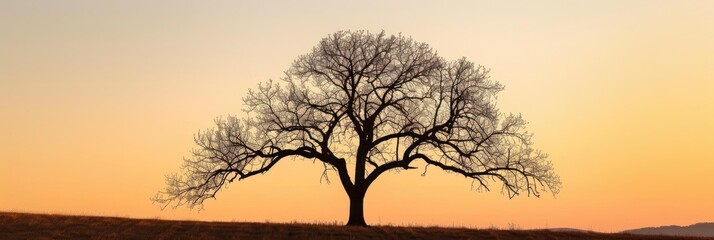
[1,212,712,240]
[624,223,714,238]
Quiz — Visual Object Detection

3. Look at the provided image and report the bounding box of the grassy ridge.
[0,212,711,240]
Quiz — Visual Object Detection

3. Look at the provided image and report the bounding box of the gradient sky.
[1,0,713,232]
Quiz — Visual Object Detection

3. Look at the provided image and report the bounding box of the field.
[1,212,711,240]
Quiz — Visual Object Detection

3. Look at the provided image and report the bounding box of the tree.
[153,30,561,227]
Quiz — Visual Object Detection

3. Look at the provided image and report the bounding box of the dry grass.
[1,212,712,240]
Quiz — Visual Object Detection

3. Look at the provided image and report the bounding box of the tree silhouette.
[153,30,561,226]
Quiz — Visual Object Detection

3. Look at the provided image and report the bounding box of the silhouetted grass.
[0,212,711,240]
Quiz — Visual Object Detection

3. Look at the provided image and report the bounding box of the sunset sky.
[1,0,713,232]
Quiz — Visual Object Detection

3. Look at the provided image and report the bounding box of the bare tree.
[153,30,561,227]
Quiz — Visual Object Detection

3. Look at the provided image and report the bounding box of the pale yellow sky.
[1,0,712,232]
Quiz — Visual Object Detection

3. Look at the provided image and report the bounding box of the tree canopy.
[154,30,561,226]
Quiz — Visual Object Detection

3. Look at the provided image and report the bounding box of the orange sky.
[1,0,713,232]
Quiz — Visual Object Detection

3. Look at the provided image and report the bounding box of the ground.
[1,212,711,240]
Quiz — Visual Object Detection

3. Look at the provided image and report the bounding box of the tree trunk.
[345,190,367,226]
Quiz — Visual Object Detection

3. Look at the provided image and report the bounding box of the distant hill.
[1,212,712,240]
[624,223,714,237]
